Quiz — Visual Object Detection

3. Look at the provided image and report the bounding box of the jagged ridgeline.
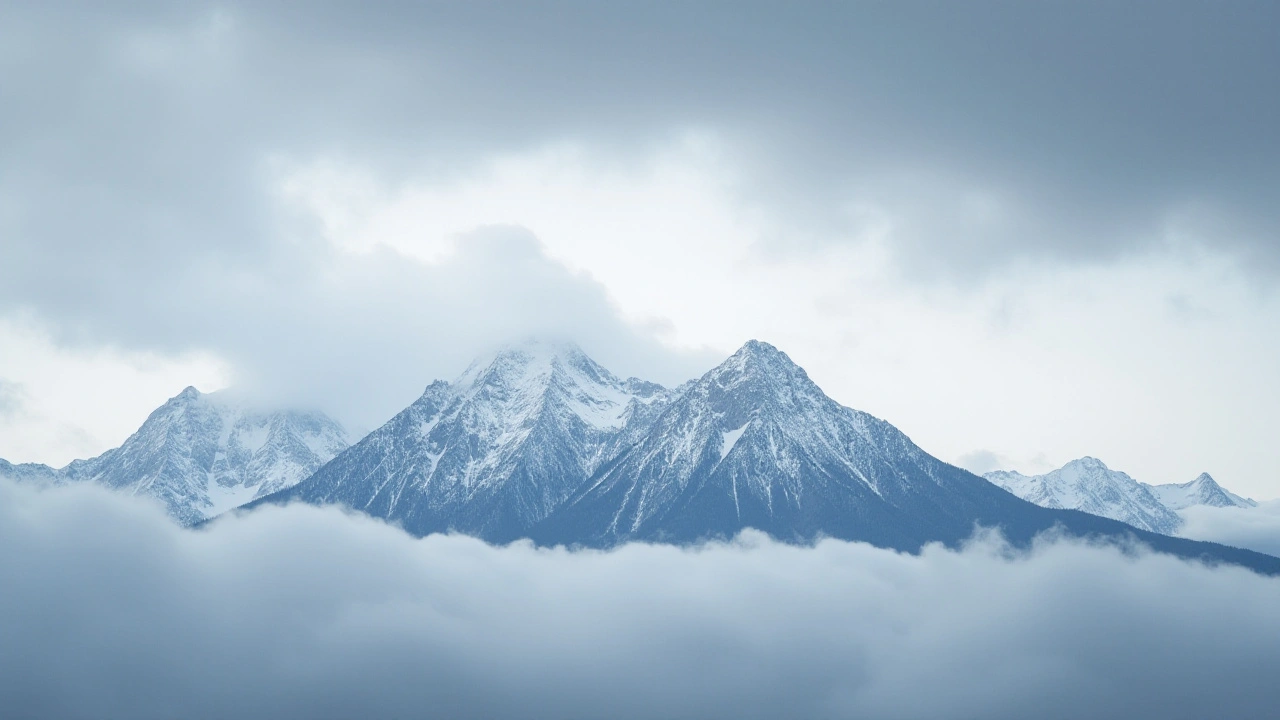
[1,389,350,525]
[7,339,1272,573]
[986,459,1257,534]
[241,340,1279,575]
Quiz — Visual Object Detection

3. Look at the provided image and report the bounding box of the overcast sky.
[2,2,1279,497]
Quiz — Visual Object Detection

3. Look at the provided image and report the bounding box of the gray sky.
[2,2,1279,496]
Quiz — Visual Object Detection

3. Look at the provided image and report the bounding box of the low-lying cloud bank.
[2,480,1279,720]
[1178,500,1280,558]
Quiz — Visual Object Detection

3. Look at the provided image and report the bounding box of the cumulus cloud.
[1178,501,1280,558]
[129,222,714,428]
[0,3,719,430]
[3,1,1280,494]
[4,3,1279,342]
[3,478,1279,720]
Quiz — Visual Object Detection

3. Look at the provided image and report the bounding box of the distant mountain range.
[243,339,1275,573]
[986,459,1256,534]
[4,339,1275,574]
[0,388,348,524]
[1151,472,1256,511]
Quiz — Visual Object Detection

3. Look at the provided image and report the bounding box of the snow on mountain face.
[61,387,349,524]
[533,341,1074,550]
[0,458,61,485]
[1149,473,1257,511]
[248,339,1280,573]
[270,340,674,541]
[984,457,1183,535]
[985,461,1260,535]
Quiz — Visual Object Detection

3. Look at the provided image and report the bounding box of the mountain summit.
[985,457,1183,535]
[534,343,1110,549]
[1149,472,1256,511]
[244,340,1279,574]
[263,339,671,541]
[0,387,349,524]
[63,387,350,523]
[986,461,1259,534]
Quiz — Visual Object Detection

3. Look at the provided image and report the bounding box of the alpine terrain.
[984,458,1184,535]
[250,340,1280,574]
[0,458,62,485]
[1,387,349,525]
[256,340,673,541]
[1149,472,1257,511]
[986,461,1258,534]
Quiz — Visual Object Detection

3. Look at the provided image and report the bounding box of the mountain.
[0,458,61,485]
[985,462,1260,534]
[1149,472,1257,511]
[533,343,1177,549]
[257,340,673,541]
[984,457,1183,535]
[55,387,349,524]
[248,340,1280,575]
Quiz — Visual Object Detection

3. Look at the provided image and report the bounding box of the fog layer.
[2,479,1278,720]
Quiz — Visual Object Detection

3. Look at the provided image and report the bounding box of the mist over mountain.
[239,340,1280,575]
[987,460,1259,537]
[1,389,348,524]
[8,338,1275,576]
[5,4,1280,718]
[260,340,672,541]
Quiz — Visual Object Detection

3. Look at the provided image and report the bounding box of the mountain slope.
[529,344,1237,564]
[1149,473,1257,511]
[984,458,1183,535]
[61,387,349,524]
[247,340,1280,575]
[0,458,61,485]
[256,340,672,541]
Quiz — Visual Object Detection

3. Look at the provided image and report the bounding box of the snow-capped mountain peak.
[0,458,61,485]
[453,339,638,432]
[239,340,1280,574]
[269,338,674,541]
[59,387,349,524]
[534,339,1013,547]
[985,457,1183,535]
[985,459,1262,536]
[1149,472,1256,511]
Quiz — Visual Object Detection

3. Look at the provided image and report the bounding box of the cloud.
[4,3,1278,321]
[0,3,727,430]
[3,478,1279,720]
[955,449,1011,475]
[0,380,23,419]
[0,318,228,465]
[3,1,1280,494]
[1178,501,1280,558]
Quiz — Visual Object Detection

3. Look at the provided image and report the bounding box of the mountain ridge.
[1,387,349,524]
[9,340,1276,575]
[984,457,1184,534]
[254,339,675,541]
[986,460,1258,535]
[241,340,1280,576]
[1149,472,1256,511]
